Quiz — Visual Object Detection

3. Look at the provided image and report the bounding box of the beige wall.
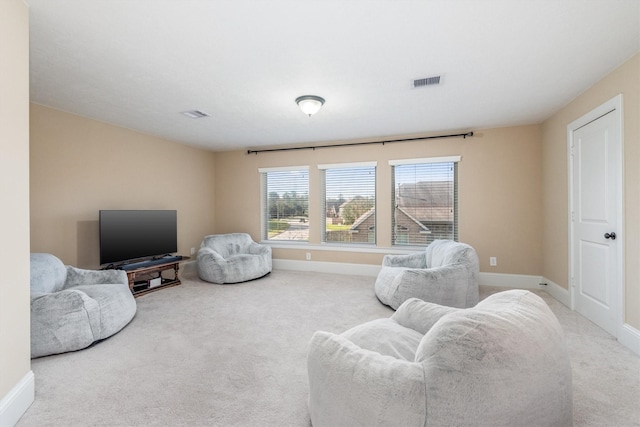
[541,53,639,328]
[30,104,216,268]
[0,0,31,407]
[215,124,542,274]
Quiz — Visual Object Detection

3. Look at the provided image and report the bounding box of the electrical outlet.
[490,257,497,267]
[306,252,311,260]
[191,247,196,255]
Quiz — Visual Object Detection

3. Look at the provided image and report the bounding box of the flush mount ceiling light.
[295,95,325,117]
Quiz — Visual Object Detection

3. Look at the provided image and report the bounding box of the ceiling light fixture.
[295,95,325,117]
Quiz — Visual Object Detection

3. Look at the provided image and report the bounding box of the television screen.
[99,210,177,265]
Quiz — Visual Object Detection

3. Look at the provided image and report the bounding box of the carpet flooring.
[17,263,640,426]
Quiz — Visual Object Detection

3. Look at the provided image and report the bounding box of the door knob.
[604,232,617,240]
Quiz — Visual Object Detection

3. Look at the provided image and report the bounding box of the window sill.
[261,241,425,255]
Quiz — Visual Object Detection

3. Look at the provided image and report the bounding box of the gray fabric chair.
[30,253,137,358]
[308,290,573,427]
[375,239,479,309]
[197,233,272,284]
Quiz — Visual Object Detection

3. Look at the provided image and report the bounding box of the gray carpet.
[18,264,640,426]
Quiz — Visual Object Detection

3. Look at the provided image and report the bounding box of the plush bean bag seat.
[30,253,137,358]
[308,289,573,427]
[196,233,272,284]
[375,239,479,309]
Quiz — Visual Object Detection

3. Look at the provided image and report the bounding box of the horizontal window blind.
[319,163,376,244]
[260,167,309,242]
[391,160,458,246]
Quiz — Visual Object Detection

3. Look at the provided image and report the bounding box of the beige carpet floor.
[17,264,640,426]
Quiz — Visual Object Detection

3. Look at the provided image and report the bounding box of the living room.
[2,1,639,426]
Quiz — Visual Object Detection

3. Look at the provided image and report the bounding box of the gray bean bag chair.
[30,253,137,358]
[308,290,573,427]
[197,233,272,284]
[375,239,479,309]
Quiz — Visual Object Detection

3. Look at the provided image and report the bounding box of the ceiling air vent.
[181,110,210,119]
[413,75,441,88]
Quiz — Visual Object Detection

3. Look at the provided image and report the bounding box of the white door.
[569,95,623,337]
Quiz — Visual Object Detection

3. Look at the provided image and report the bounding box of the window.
[259,166,309,242]
[390,156,460,246]
[319,162,376,244]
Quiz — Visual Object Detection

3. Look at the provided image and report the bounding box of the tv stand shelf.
[123,257,189,297]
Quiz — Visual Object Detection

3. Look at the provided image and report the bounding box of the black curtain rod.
[246,131,474,155]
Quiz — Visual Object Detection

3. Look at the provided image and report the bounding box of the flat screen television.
[99,210,177,266]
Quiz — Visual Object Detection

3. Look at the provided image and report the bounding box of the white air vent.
[413,75,441,88]
[181,110,210,119]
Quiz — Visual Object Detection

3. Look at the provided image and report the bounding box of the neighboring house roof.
[350,208,375,231]
[395,207,431,232]
[349,207,432,233]
[396,181,453,223]
[397,207,453,223]
[397,181,452,206]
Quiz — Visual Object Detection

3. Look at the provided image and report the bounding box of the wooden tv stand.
[123,257,189,297]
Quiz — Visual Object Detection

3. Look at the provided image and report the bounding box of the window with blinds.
[319,162,376,244]
[259,166,309,242]
[390,157,460,246]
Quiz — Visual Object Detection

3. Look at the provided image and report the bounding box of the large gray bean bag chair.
[375,239,479,309]
[308,290,573,427]
[30,253,137,358]
[197,233,272,284]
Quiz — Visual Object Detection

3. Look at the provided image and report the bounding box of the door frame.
[567,94,624,336]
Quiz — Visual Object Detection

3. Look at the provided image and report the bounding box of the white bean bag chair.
[196,233,272,284]
[30,253,137,358]
[308,290,573,427]
[375,239,479,309]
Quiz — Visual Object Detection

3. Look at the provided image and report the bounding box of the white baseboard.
[539,277,571,308]
[478,273,574,306]
[538,276,639,356]
[273,259,381,277]
[274,261,562,291]
[618,323,640,357]
[478,272,544,290]
[0,370,34,427]
[274,260,553,290]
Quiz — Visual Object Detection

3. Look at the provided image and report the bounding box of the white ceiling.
[26,0,640,152]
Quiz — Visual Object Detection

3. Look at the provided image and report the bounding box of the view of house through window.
[391,158,459,246]
[320,162,376,244]
[260,167,309,241]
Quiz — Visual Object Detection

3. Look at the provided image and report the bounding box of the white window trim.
[262,241,423,255]
[389,156,460,166]
[258,165,309,173]
[318,161,377,170]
